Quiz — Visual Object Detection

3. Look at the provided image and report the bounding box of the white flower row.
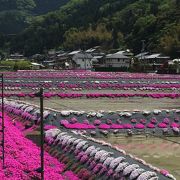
[123,164,139,176]
[45,129,162,179]
[137,171,157,180]
[78,132,176,180]
[4,99,180,119]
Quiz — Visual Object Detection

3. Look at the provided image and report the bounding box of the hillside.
[0,0,69,34]
[1,0,180,57]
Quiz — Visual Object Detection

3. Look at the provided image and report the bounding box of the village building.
[7,53,25,61]
[103,51,131,68]
[135,52,170,70]
[71,51,94,70]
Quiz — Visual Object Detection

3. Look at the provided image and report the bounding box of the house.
[55,52,72,69]
[45,51,72,69]
[103,52,131,68]
[85,47,105,68]
[43,60,56,69]
[7,53,25,61]
[71,52,94,69]
[136,52,170,69]
[31,54,45,63]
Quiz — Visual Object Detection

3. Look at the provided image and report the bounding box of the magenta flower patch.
[146,123,155,129]
[98,124,111,129]
[111,124,124,129]
[0,113,79,180]
[134,124,145,129]
[64,123,96,129]
[158,123,168,128]
[123,124,133,129]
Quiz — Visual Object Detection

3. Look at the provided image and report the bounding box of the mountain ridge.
[0,0,70,34]
[0,0,179,57]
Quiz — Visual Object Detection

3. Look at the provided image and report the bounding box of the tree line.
[0,0,179,58]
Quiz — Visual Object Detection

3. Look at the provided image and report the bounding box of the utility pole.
[1,74,5,169]
[35,88,44,180]
[40,88,44,180]
[141,40,146,72]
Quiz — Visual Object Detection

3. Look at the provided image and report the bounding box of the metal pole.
[1,74,5,168]
[40,88,44,180]
[141,40,145,72]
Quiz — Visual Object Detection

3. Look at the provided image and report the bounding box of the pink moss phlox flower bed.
[151,118,158,124]
[63,123,96,129]
[123,124,133,129]
[60,119,69,125]
[134,123,145,129]
[163,118,170,124]
[158,123,168,128]
[3,70,180,80]
[111,124,124,129]
[0,113,79,180]
[2,92,180,99]
[170,122,179,128]
[70,117,78,124]
[140,119,146,124]
[146,123,156,129]
[131,119,137,123]
[98,124,111,129]
[93,119,101,126]
[5,77,180,90]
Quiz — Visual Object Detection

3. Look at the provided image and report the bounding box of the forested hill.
[1,0,180,58]
[0,0,69,34]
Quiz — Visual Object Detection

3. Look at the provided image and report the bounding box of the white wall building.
[71,52,94,69]
[104,53,131,68]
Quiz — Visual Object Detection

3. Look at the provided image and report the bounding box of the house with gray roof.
[135,52,170,71]
[71,52,94,69]
[103,52,131,68]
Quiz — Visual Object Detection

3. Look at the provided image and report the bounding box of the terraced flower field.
[1,70,180,180]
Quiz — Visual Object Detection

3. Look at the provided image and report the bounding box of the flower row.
[45,128,174,180]
[3,100,180,136]
[60,120,179,130]
[3,70,180,80]
[1,92,180,99]
[3,82,180,90]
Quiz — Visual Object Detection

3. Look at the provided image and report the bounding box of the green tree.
[159,24,180,58]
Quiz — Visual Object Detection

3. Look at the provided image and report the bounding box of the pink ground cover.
[134,123,145,129]
[2,92,180,99]
[146,123,156,128]
[0,113,79,180]
[123,124,133,129]
[63,123,96,129]
[170,122,180,128]
[158,123,168,128]
[111,124,124,129]
[98,124,111,129]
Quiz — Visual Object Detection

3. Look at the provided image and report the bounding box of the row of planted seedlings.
[1,99,178,179]
[2,99,180,137]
